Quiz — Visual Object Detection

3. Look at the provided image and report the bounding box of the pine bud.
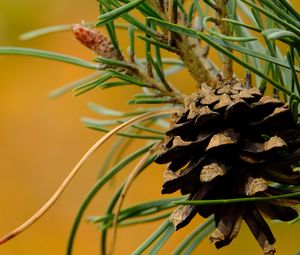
[72,24,121,60]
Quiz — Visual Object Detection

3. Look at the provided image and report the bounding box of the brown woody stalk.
[148,0,214,87]
[215,0,233,80]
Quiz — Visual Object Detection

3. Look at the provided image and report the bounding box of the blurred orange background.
[1,1,300,254]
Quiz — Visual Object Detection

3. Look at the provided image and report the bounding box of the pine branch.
[73,24,185,103]
[2,1,300,255]
[147,0,214,87]
[215,0,234,80]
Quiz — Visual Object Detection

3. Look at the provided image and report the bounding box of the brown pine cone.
[155,80,300,254]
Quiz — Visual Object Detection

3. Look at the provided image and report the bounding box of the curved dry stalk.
[109,147,156,255]
[0,108,178,245]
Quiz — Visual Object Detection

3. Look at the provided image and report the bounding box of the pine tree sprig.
[2,1,300,254]
[148,17,300,101]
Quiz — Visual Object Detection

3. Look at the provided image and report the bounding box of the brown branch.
[215,0,233,80]
[147,0,214,87]
[175,36,213,85]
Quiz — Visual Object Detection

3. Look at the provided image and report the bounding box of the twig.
[0,109,179,245]
[148,0,214,87]
[73,24,183,103]
[168,0,177,46]
[245,71,252,89]
[215,0,233,80]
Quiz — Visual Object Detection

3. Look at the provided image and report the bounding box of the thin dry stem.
[0,109,179,245]
[109,149,155,255]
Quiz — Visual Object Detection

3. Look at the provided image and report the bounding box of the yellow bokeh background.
[1,1,300,255]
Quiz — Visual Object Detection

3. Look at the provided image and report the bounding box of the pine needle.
[109,149,156,255]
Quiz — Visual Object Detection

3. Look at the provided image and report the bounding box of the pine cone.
[155,80,300,254]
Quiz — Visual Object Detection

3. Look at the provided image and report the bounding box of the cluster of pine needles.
[1,0,300,254]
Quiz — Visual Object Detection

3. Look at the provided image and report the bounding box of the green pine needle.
[174,191,300,206]
[97,0,146,26]
[67,143,155,255]
[132,220,172,255]
[0,47,98,69]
